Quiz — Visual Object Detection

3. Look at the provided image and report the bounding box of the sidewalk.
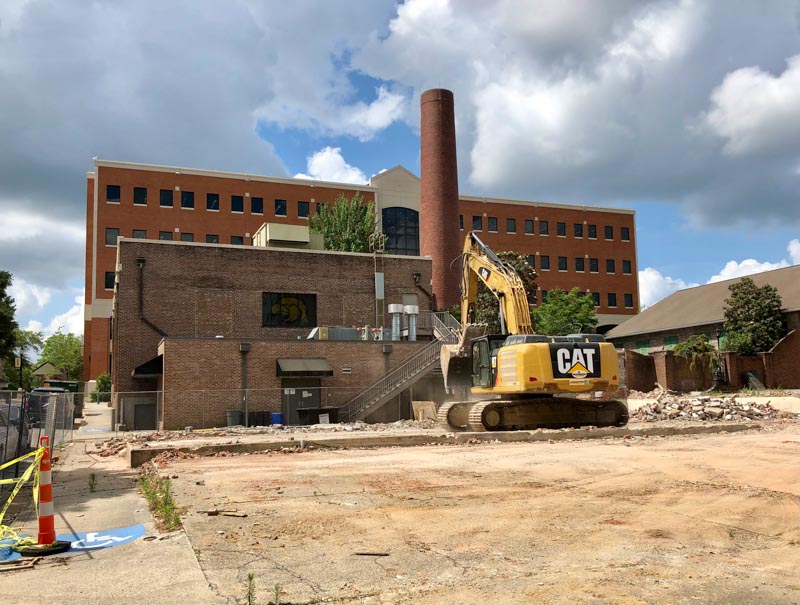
[2,401,223,605]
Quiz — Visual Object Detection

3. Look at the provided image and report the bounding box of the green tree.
[532,287,598,336]
[40,330,83,380]
[0,271,18,359]
[3,328,45,390]
[94,371,111,402]
[472,252,537,334]
[673,334,717,372]
[722,277,785,355]
[309,192,378,253]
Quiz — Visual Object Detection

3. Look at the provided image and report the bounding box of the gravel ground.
[162,421,800,605]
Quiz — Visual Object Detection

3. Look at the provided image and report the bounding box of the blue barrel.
[271,412,286,425]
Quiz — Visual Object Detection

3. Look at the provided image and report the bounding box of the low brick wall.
[618,349,656,393]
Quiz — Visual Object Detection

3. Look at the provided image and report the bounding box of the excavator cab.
[470,335,509,388]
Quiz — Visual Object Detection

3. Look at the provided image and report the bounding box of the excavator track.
[466,397,628,432]
[436,400,473,431]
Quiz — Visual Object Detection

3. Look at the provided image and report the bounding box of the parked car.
[26,387,68,428]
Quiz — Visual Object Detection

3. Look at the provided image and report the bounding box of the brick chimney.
[420,88,461,310]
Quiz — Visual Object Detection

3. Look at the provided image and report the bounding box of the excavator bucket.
[441,324,487,394]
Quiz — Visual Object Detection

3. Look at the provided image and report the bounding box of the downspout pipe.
[136,258,167,337]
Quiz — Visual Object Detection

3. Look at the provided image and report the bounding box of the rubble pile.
[632,394,796,422]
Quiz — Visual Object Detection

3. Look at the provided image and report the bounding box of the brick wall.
[113,240,432,396]
[763,330,800,388]
[618,349,656,393]
[652,351,713,392]
[159,338,424,430]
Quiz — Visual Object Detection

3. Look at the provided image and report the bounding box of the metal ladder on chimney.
[342,311,461,421]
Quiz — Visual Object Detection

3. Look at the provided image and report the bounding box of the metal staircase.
[343,311,461,421]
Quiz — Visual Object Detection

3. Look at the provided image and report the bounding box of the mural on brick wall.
[262,292,317,327]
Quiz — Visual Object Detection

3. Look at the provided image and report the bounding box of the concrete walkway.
[2,401,223,605]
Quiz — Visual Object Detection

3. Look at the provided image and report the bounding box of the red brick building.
[112,239,437,429]
[85,160,638,382]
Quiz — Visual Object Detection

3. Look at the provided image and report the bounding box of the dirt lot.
[167,423,800,604]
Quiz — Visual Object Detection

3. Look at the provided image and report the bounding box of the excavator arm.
[460,231,534,335]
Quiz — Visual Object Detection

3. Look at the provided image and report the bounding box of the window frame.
[180,233,194,242]
[607,292,617,308]
[539,220,549,236]
[506,218,516,233]
[133,187,147,206]
[274,199,287,217]
[557,256,567,271]
[206,193,220,211]
[540,255,550,270]
[587,224,597,239]
[180,190,195,209]
[488,216,498,232]
[624,293,634,308]
[604,225,614,240]
[160,189,173,207]
[472,215,483,231]
[606,259,616,274]
[132,229,147,239]
[556,222,566,237]
[297,200,308,218]
[575,257,585,272]
[524,219,534,235]
[104,227,120,247]
[205,234,219,244]
[106,184,121,204]
[621,226,630,241]
[231,195,244,213]
[159,231,173,241]
[589,258,599,273]
[622,259,632,275]
[230,235,244,245]
[104,271,115,290]
[252,197,264,215]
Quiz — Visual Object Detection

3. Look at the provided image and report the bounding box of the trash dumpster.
[225,410,243,426]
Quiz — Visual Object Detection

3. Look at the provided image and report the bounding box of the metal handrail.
[343,312,461,420]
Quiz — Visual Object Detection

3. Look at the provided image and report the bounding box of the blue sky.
[1,0,799,340]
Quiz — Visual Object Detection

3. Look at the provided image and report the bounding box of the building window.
[459,215,464,230]
[539,220,549,236]
[104,271,115,290]
[207,193,219,211]
[622,259,632,274]
[664,335,679,350]
[589,258,598,273]
[180,233,194,242]
[624,293,634,308]
[382,207,419,256]
[231,195,244,213]
[159,231,172,240]
[315,202,324,215]
[540,255,550,270]
[275,199,287,216]
[558,256,567,271]
[160,189,173,207]
[557,222,566,237]
[635,339,650,355]
[106,185,121,203]
[231,235,244,245]
[591,292,600,306]
[506,218,516,233]
[181,191,194,209]
[472,215,483,231]
[575,257,585,272]
[488,217,498,232]
[252,197,264,215]
[524,219,534,234]
[133,187,147,206]
[621,226,630,241]
[527,255,535,268]
[297,200,308,218]
[541,290,548,302]
[604,225,614,240]
[206,234,219,244]
[132,229,146,239]
[104,227,120,246]
[606,259,616,274]
[263,292,317,327]
[608,292,617,307]
[588,224,597,239]
[574,223,583,238]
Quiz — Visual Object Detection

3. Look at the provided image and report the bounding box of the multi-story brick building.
[84,160,638,382]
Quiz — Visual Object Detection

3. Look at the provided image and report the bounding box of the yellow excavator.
[438,231,628,431]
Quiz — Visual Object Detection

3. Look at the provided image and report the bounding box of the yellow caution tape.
[0,447,45,529]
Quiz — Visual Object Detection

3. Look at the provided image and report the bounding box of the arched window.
[382,207,419,256]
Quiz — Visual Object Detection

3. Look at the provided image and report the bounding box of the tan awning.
[276,358,333,377]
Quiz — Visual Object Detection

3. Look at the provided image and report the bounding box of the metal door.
[281,378,321,425]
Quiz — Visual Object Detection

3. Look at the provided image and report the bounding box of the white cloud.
[705,55,800,157]
[294,147,368,185]
[706,258,790,284]
[42,295,84,337]
[638,267,698,309]
[8,277,53,316]
[788,239,800,265]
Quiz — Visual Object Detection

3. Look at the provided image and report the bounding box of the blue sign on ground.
[0,524,146,561]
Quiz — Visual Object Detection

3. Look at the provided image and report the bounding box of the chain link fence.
[113,384,419,431]
[0,390,75,494]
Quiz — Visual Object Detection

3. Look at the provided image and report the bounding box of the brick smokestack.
[420,88,461,310]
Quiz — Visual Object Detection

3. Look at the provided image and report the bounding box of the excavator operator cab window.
[472,339,492,387]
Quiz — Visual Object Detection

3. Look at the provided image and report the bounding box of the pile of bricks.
[632,395,796,422]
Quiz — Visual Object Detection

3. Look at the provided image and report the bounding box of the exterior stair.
[342,311,460,421]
